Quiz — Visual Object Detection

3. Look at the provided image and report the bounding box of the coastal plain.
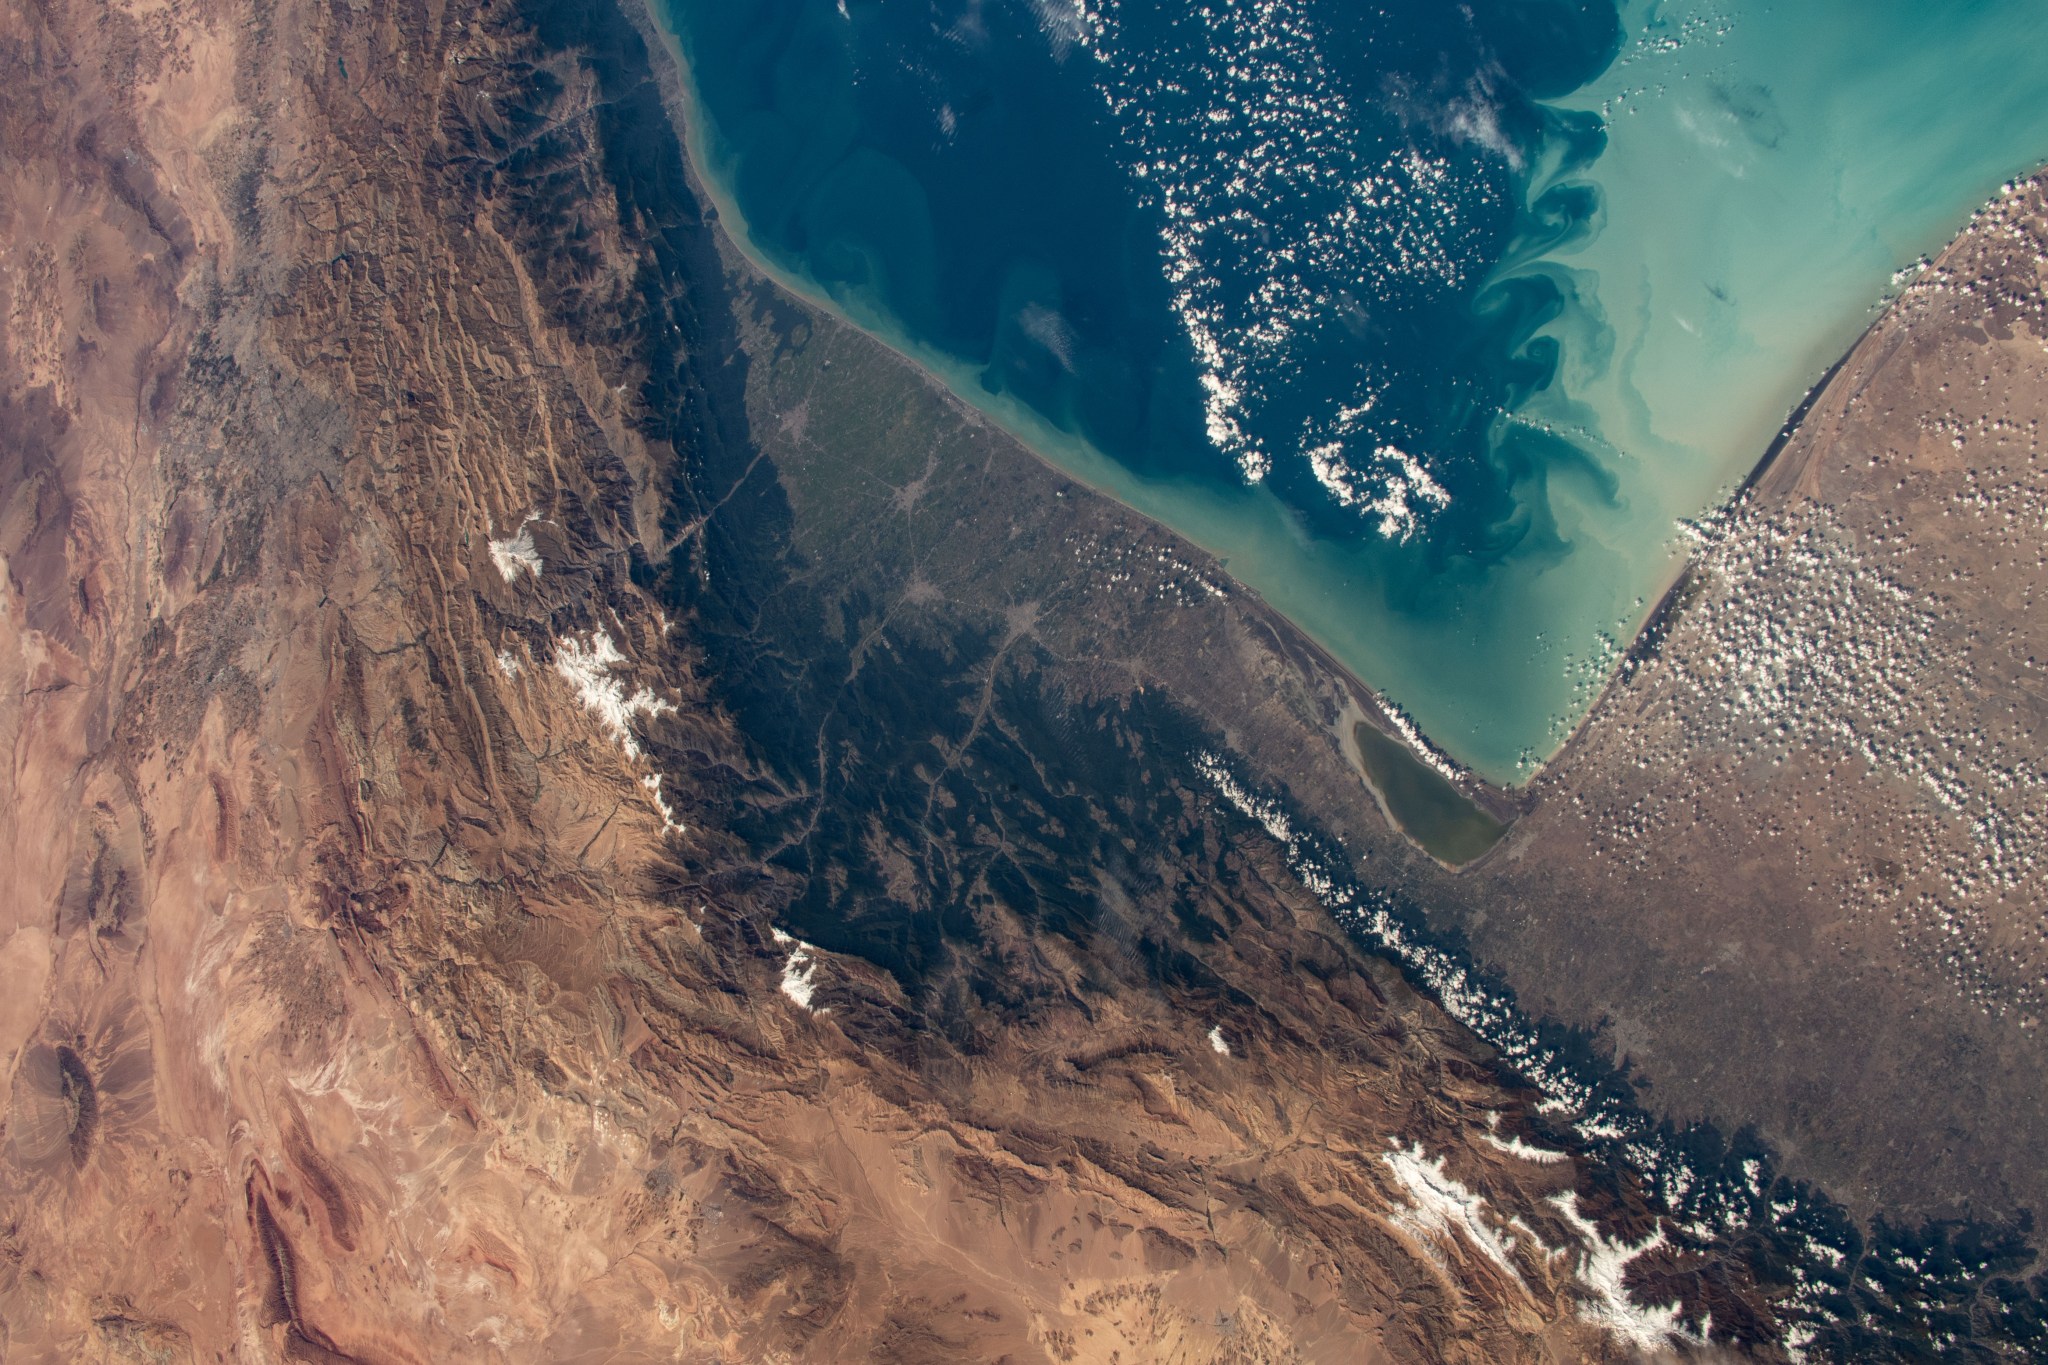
[3,0,2047,1354]
[0,0,1786,1357]
[657,0,2048,784]
[1425,176,2048,1224]
[702,100,2048,1359]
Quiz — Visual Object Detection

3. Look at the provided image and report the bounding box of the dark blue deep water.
[671,0,1612,544]
[655,0,2048,778]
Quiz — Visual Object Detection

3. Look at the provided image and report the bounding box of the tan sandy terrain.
[677,54,2048,1346]
[1418,176,2048,1224]
[0,0,1760,1357]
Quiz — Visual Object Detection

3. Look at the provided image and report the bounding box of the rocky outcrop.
[0,0,1758,1358]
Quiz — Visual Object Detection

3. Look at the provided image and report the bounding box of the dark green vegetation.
[649,259,2048,1358]
[668,295,1250,999]
[1353,722,1507,866]
[488,0,2048,1350]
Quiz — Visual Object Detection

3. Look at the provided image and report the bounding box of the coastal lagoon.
[654,0,2048,782]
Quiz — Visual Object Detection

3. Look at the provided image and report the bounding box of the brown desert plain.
[3,0,2048,1357]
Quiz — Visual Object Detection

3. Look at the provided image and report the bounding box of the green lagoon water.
[654,0,2048,783]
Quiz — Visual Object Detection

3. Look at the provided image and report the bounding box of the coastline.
[614,0,1536,803]
[613,0,2020,815]
[590,14,2048,1339]
[1526,204,2018,795]
[618,0,1189,524]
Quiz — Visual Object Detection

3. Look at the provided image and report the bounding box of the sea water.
[653,0,2048,782]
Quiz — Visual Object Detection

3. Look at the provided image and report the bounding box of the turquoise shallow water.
[654,0,2048,783]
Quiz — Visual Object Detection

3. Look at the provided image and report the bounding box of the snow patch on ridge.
[490,516,543,582]
[771,928,826,1013]
[1185,744,1868,1353]
[1481,1112,1569,1164]
[642,773,686,836]
[1549,1191,1696,1353]
[553,630,676,759]
[1382,1143,1524,1286]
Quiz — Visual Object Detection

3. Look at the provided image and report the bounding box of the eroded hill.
[0,0,1792,1358]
